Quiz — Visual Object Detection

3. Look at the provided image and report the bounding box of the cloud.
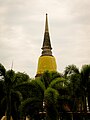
[0,0,90,77]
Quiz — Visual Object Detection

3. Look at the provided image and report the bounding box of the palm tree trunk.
[6,90,11,120]
[84,96,87,113]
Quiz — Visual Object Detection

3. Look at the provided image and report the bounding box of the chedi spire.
[42,14,52,56]
[36,14,57,77]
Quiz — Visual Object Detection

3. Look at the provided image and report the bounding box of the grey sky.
[0,0,90,77]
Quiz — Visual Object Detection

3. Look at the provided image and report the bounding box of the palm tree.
[18,71,61,120]
[15,72,30,85]
[49,77,73,120]
[40,71,72,120]
[1,69,22,120]
[0,63,14,120]
[44,87,59,120]
[0,63,30,120]
[40,71,62,89]
[64,64,90,120]
[17,78,45,120]
[80,64,90,112]
[64,64,79,78]
[64,65,82,111]
[0,80,5,118]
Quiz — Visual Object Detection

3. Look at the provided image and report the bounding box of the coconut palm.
[80,64,90,112]
[0,63,30,120]
[0,80,5,118]
[64,64,90,115]
[44,87,59,120]
[41,71,72,120]
[40,71,62,89]
[18,71,61,120]
[64,65,81,109]
[49,77,73,120]
[17,78,45,119]
[1,69,22,120]
[64,64,79,78]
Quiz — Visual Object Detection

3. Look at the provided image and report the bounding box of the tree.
[19,71,61,120]
[49,77,72,120]
[18,79,45,120]
[80,64,90,112]
[5,70,16,120]
[40,71,71,120]
[64,64,90,113]
[64,64,79,78]
[15,72,30,85]
[44,87,59,120]
[0,63,30,120]
[0,64,5,117]
[0,80,5,118]
[40,71,61,89]
[64,65,81,111]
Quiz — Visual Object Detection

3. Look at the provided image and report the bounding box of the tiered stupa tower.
[36,14,57,77]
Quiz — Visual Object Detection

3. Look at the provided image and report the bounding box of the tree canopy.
[0,63,90,120]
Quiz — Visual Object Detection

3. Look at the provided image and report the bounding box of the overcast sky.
[0,0,90,78]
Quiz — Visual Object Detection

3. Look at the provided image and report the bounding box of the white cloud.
[0,0,90,77]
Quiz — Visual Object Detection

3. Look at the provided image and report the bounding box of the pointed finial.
[45,13,49,32]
